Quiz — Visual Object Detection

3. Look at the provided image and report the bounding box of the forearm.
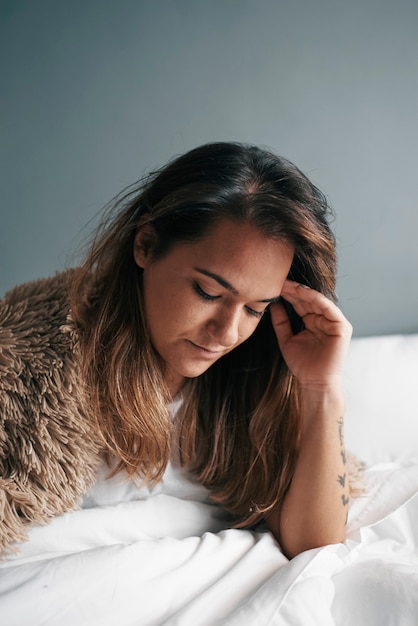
[267,384,349,559]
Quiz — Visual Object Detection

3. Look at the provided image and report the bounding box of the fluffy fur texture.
[0,271,102,555]
[0,271,365,557]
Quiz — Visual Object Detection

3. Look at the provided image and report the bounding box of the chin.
[183,365,213,379]
[174,360,215,381]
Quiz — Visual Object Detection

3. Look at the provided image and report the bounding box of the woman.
[0,142,362,559]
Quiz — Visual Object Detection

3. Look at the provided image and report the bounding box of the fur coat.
[0,271,102,555]
[0,271,365,557]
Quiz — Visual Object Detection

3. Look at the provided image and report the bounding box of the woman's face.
[134,218,293,396]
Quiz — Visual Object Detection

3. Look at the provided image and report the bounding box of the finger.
[302,312,348,336]
[269,301,294,346]
[280,281,345,323]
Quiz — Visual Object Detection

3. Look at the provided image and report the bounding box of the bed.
[1,333,417,625]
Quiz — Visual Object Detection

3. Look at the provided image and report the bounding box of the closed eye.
[245,306,266,319]
[194,281,267,319]
[193,282,220,302]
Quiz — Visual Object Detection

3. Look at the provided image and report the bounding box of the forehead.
[172,218,294,297]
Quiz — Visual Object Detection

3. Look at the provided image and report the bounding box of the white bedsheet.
[1,460,417,626]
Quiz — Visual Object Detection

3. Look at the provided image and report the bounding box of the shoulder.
[0,270,101,555]
[0,269,87,423]
[1,269,75,318]
[0,269,77,367]
[0,267,92,435]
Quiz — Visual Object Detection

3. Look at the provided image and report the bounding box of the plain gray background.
[1,0,417,337]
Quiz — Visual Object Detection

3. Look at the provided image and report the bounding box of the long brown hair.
[70,142,337,527]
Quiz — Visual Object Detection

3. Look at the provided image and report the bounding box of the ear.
[133,225,157,269]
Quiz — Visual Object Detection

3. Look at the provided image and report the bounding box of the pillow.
[343,333,418,466]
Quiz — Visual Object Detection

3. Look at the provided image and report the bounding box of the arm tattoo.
[336,417,349,520]
[337,473,346,487]
[337,416,344,447]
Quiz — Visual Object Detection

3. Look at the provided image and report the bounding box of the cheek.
[145,282,203,335]
[144,272,178,314]
[240,318,262,342]
[178,301,209,330]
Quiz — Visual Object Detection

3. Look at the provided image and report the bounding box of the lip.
[188,341,224,358]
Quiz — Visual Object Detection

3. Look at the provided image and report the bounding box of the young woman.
[0,142,362,559]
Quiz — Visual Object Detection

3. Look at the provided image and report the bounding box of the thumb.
[270,301,294,348]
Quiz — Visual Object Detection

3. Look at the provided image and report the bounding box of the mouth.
[187,341,225,358]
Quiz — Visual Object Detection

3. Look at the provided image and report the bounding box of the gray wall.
[1,0,417,337]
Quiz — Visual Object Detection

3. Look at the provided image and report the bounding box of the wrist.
[298,376,344,399]
[299,381,345,426]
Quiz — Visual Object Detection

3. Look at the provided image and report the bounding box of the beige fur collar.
[0,271,101,555]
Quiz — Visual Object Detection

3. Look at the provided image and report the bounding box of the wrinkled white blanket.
[1,461,417,626]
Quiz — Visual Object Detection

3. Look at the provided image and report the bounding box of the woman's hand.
[270,281,352,390]
[267,281,353,557]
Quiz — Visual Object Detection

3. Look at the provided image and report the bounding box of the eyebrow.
[194,267,282,304]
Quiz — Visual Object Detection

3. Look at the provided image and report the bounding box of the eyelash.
[193,282,266,319]
[193,282,219,302]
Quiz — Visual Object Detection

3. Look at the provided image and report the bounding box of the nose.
[206,306,241,348]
